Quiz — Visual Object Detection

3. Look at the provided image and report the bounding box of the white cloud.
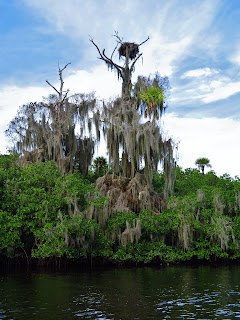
[134,34,192,77]
[22,0,220,79]
[18,0,232,113]
[172,69,240,106]
[202,81,240,103]
[181,67,219,78]
[64,65,121,100]
[164,113,240,177]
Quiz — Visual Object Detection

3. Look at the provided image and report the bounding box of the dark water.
[1,266,240,319]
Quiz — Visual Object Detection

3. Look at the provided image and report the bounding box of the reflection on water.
[0,266,240,319]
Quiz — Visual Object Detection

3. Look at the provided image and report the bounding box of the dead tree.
[45,62,76,173]
[90,32,149,99]
[46,62,71,100]
[7,63,97,176]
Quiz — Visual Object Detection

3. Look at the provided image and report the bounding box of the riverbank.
[1,156,240,270]
[2,254,240,274]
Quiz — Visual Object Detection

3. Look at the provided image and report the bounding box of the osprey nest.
[118,42,139,59]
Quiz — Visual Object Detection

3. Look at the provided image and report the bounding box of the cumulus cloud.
[22,0,220,78]
[164,113,240,177]
[64,65,121,100]
[202,81,240,103]
[172,67,240,107]
[21,0,234,112]
[181,67,219,78]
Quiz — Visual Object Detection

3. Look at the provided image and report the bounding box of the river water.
[1,265,240,319]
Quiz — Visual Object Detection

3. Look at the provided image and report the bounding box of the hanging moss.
[102,97,175,194]
[6,89,97,176]
[210,216,234,251]
[213,193,225,214]
[121,219,141,246]
[90,35,175,196]
[89,173,164,216]
[93,110,101,141]
[177,214,193,251]
[74,138,94,176]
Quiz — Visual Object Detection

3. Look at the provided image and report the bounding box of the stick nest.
[118,42,139,59]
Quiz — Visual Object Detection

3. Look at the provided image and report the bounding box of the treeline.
[1,154,240,268]
[2,35,240,269]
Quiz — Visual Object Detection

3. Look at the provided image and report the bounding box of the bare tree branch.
[46,80,60,95]
[102,49,123,74]
[62,90,70,102]
[59,62,71,73]
[89,37,105,59]
[90,37,123,78]
[112,30,123,44]
[91,33,149,99]
[58,62,71,100]
[111,42,119,60]
[46,62,71,101]
[130,53,143,73]
[138,36,150,47]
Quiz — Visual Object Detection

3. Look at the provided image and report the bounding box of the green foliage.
[195,157,211,166]
[32,215,111,258]
[139,209,174,238]
[1,156,240,265]
[140,87,164,121]
[107,211,138,233]
[87,157,109,182]
[107,168,240,263]
[195,157,212,174]
[111,241,192,263]
[152,170,165,193]
[173,167,240,213]
[92,157,108,174]
[0,157,110,261]
[0,211,22,256]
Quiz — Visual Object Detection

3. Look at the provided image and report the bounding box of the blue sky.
[1,0,240,176]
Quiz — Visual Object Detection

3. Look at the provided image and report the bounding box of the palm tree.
[195,157,212,174]
[140,86,165,123]
[93,157,108,174]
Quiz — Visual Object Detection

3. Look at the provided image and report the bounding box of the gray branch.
[46,62,71,101]
[90,37,123,78]
[46,80,60,95]
[130,53,143,73]
[138,36,150,47]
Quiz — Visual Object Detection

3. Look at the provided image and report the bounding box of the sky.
[1,0,240,177]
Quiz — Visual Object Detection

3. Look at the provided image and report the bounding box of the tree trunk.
[121,67,132,99]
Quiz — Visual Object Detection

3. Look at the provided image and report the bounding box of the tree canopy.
[6,64,99,176]
[90,34,175,195]
[195,157,212,175]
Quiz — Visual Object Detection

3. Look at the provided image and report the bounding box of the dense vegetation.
[1,154,240,268]
[2,35,238,269]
